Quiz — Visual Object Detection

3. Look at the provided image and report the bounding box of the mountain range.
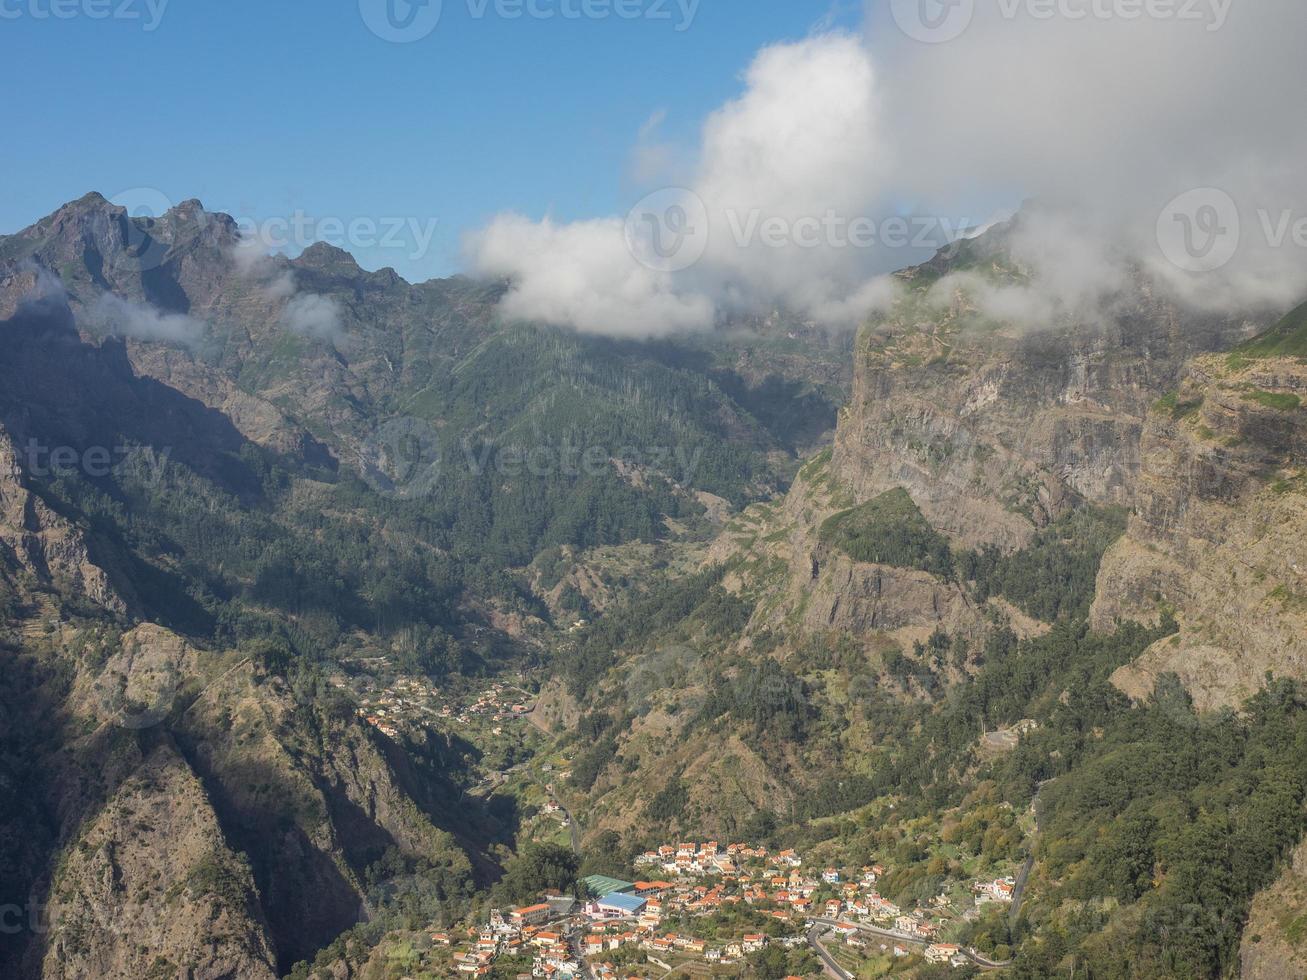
[1,193,1306,979]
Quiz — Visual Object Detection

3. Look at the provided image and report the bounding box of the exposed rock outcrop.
[1093,353,1307,709]
[0,424,124,614]
[37,742,279,980]
[832,266,1257,552]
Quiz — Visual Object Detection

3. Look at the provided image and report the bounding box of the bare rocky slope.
[715,223,1267,658]
[1094,343,1307,710]
[830,231,1259,552]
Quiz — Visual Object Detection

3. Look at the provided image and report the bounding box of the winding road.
[809,918,1011,971]
[807,924,854,980]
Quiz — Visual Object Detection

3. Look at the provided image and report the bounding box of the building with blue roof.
[587,891,647,919]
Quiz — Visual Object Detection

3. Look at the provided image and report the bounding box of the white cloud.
[862,0,1307,319]
[84,293,205,345]
[469,213,714,336]
[280,293,344,341]
[468,33,901,335]
[15,261,70,312]
[467,5,1307,335]
[262,270,298,301]
[229,231,274,277]
[230,233,345,339]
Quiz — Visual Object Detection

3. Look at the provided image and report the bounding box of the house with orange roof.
[511,903,551,927]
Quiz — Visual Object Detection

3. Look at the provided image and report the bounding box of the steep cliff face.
[2,615,480,979]
[832,235,1258,552]
[1093,347,1307,710]
[706,229,1261,653]
[0,424,123,614]
[36,742,279,980]
[708,450,993,656]
[173,663,476,971]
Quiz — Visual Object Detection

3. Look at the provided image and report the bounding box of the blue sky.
[0,0,866,281]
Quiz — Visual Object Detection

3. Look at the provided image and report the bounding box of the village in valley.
[326,672,1023,977]
[437,840,1018,979]
[346,675,537,744]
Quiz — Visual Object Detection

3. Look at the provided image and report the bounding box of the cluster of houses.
[426,841,1014,976]
[633,840,803,877]
[349,676,534,741]
[436,896,581,977]
[540,799,572,830]
[438,681,534,728]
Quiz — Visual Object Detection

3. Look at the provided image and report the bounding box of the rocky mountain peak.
[291,240,365,276]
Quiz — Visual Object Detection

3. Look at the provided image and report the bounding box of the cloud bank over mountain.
[466,2,1307,335]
